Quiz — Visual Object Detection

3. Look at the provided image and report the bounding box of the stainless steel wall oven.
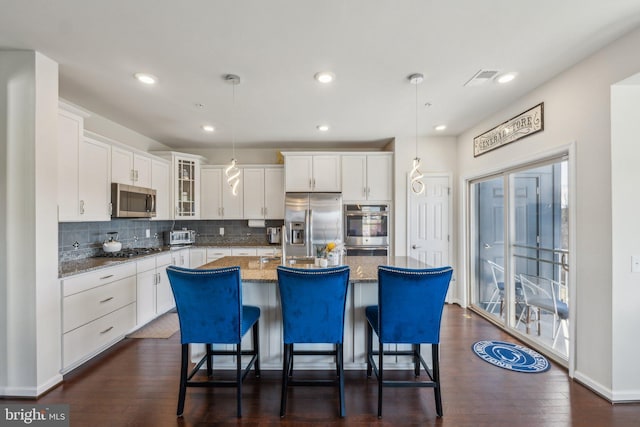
[344,204,389,256]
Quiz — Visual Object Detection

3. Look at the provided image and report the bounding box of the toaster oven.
[165,229,196,246]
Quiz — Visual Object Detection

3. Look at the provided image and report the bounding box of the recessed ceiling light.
[314,72,335,84]
[434,124,447,131]
[316,124,329,132]
[496,72,517,84]
[134,72,157,85]
[202,125,215,132]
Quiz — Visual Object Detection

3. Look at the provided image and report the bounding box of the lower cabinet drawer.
[63,303,136,369]
[63,276,136,333]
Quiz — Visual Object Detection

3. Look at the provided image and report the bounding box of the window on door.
[470,155,569,360]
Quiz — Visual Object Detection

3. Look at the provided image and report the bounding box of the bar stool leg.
[280,343,291,417]
[377,342,383,418]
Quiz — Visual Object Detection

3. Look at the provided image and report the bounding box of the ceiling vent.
[464,69,500,87]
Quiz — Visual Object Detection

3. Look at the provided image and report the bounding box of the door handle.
[412,245,421,249]
[484,243,492,249]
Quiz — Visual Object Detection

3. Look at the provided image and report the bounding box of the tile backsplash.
[59,218,283,262]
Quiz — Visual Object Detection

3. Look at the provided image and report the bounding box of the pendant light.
[408,73,425,195]
[224,74,241,196]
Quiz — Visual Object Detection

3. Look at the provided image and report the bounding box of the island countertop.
[199,256,429,283]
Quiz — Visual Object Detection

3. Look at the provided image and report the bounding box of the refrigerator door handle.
[307,209,313,257]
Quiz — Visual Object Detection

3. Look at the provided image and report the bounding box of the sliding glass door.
[470,156,569,360]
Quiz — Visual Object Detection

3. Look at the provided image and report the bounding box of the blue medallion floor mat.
[472,340,550,373]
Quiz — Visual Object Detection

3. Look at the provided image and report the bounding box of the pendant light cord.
[415,78,418,159]
[232,81,236,160]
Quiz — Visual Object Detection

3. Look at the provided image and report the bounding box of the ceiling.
[2,1,640,150]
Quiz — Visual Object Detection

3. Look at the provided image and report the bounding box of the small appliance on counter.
[266,227,281,244]
[165,229,196,247]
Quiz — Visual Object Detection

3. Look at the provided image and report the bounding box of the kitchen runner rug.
[472,340,550,373]
[127,312,179,339]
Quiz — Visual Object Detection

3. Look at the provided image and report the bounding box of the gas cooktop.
[95,247,163,258]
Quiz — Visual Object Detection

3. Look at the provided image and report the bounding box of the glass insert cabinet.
[151,151,203,220]
[177,158,196,217]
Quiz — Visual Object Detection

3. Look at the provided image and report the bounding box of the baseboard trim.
[0,374,63,398]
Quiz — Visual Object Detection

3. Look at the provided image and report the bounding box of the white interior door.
[408,174,451,267]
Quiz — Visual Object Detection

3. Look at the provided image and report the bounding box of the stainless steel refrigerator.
[284,193,343,258]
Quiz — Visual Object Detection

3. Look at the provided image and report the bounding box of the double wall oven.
[344,204,389,256]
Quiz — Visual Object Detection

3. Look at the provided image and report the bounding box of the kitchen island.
[193,255,434,370]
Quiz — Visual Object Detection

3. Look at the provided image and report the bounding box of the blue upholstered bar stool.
[276,265,350,417]
[166,265,260,418]
[366,265,453,418]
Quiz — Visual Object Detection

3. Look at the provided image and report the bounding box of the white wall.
[456,27,640,400]
[611,76,640,400]
[0,51,62,396]
[392,135,457,257]
[81,104,172,152]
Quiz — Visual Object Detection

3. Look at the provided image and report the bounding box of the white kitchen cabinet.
[136,253,175,326]
[136,257,159,327]
[78,136,112,221]
[189,248,206,268]
[341,153,392,201]
[157,252,176,314]
[243,167,285,219]
[111,146,152,188]
[284,154,341,192]
[152,151,205,219]
[61,263,137,372]
[170,248,190,268]
[231,247,258,256]
[151,158,171,220]
[256,247,282,257]
[58,103,110,222]
[200,167,243,219]
[206,247,232,263]
[57,103,86,221]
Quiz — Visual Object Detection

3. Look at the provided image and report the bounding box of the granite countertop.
[58,244,282,278]
[199,256,429,283]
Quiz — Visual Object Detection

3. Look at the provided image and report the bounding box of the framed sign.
[473,103,544,157]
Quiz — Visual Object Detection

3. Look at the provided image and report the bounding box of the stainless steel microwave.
[111,183,156,218]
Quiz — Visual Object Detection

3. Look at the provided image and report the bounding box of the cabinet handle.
[312,178,316,189]
[218,207,221,216]
[108,202,113,216]
[264,207,267,216]
[99,297,114,304]
[367,187,371,196]
[180,255,184,265]
[100,326,114,335]
[99,274,114,280]
[79,200,85,215]
[157,272,161,284]
[130,169,134,182]
[135,170,139,181]
[309,178,312,189]
[175,206,179,216]
[221,207,224,216]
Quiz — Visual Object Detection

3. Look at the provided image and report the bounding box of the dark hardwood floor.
[4,305,639,426]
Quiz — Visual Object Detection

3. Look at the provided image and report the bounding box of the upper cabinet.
[341,153,392,201]
[200,167,243,219]
[153,152,205,220]
[151,158,171,220]
[284,154,341,192]
[58,102,111,222]
[78,136,112,221]
[111,146,152,188]
[243,167,284,219]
